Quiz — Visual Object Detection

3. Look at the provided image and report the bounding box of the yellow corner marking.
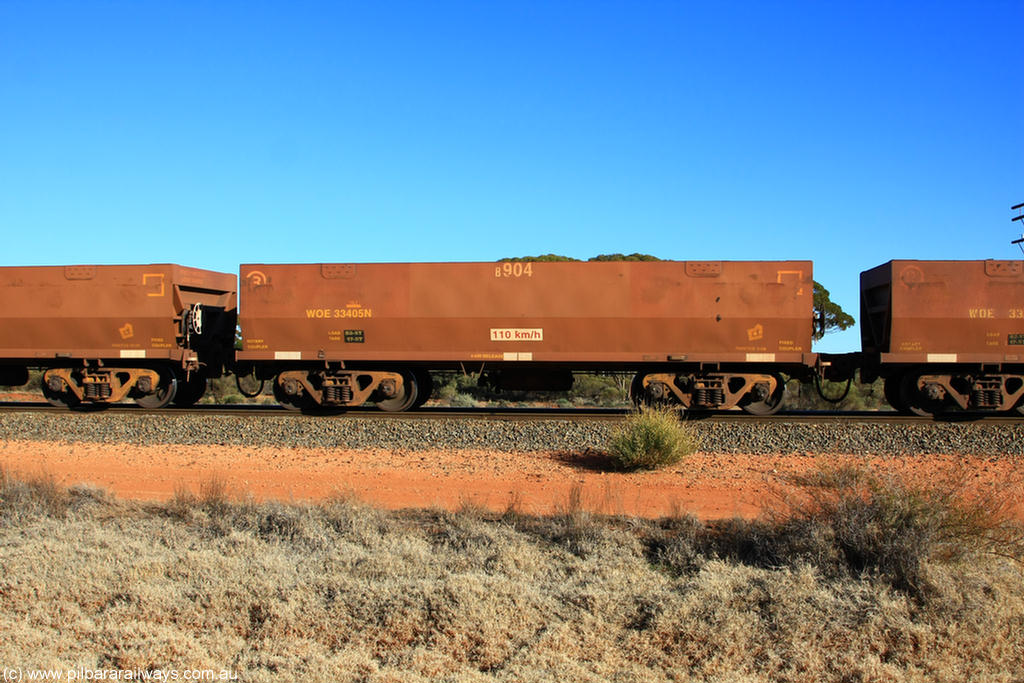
[142,273,165,297]
[776,269,805,296]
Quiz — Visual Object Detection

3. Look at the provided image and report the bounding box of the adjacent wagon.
[0,264,236,407]
[858,259,1024,414]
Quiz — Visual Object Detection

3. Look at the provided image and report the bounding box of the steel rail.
[0,400,1020,425]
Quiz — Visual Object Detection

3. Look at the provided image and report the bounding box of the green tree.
[500,253,663,262]
[813,281,855,340]
[500,254,579,262]
[588,253,662,262]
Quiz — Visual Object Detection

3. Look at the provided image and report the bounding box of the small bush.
[648,512,704,574]
[776,463,1024,595]
[569,373,629,406]
[438,382,458,401]
[606,407,698,470]
[450,392,477,408]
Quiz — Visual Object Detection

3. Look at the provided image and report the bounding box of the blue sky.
[1,1,1021,353]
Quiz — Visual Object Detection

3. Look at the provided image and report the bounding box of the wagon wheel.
[740,374,786,415]
[412,369,433,409]
[899,374,944,418]
[135,373,178,409]
[629,373,654,407]
[883,375,909,414]
[172,372,208,407]
[376,371,419,412]
[273,377,309,412]
[42,379,81,409]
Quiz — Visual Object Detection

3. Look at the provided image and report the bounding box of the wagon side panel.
[238,260,813,367]
[0,264,236,364]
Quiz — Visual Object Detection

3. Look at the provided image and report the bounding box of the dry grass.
[0,464,1022,682]
[0,464,70,520]
[770,461,1024,595]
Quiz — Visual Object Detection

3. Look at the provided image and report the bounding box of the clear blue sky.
[2,1,1021,353]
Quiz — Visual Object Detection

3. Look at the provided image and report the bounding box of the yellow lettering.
[495,261,534,278]
[333,308,373,318]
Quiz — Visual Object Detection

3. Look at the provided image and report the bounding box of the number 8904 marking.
[495,262,533,278]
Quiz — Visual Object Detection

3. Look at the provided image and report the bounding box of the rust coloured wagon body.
[859,259,1024,414]
[0,264,237,407]
[238,260,816,412]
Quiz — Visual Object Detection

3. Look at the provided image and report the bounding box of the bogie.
[895,371,1024,416]
[630,372,786,413]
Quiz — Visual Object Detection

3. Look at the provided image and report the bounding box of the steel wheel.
[135,375,178,409]
[629,373,648,407]
[376,371,418,412]
[42,381,80,409]
[884,375,909,414]
[412,369,433,409]
[740,374,786,415]
[273,377,308,411]
[899,374,943,417]
[172,373,208,407]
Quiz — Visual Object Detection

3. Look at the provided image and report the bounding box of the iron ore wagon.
[0,264,236,407]
[854,259,1024,415]
[235,260,816,413]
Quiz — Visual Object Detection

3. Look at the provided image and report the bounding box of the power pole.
[1013,202,1024,254]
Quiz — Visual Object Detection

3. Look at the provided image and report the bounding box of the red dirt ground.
[2,439,1022,519]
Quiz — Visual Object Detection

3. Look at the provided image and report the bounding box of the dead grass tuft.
[167,480,197,520]
[198,473,231,517]
[500,489,524,524]
[0,465,70,520]
[770,461,1024,595]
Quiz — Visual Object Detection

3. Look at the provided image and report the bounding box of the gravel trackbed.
[1,411,1021,519]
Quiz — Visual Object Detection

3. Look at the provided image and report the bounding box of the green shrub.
[606,407,698,470]
[438,381,458,401]
[569,373,629,406]
[450,392,477,408]
[783,371,888,411]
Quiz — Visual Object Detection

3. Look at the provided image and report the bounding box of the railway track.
[0,399,1020,425]
[2,399,1021,456]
